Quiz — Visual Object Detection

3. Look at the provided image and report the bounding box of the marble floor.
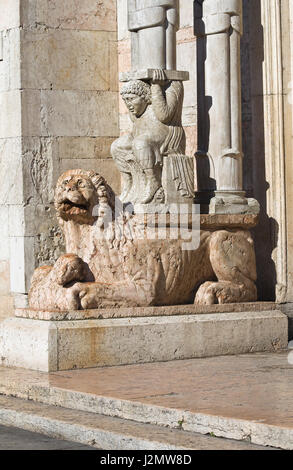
[0,351,292,448]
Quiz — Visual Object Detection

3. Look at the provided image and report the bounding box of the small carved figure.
[28,169,258,311]
[111,70,186,204]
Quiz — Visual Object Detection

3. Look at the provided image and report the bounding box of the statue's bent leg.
[111,135,133,202]
[195,230,257,305]
[132,135,162,204]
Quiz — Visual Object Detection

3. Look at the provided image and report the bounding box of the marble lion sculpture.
[28,169,257,311]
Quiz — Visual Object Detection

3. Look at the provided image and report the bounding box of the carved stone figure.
[111,70,194,204]
[28,169,258,311]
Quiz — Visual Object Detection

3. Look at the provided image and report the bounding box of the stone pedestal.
[0,307,287,372]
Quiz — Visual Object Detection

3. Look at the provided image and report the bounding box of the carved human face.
[97,184,108,203]
[123,93,148,117]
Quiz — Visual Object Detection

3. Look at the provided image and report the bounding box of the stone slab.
[120,69,190,82]
[15,302,278,321]
[0,395,272,450]
[0,310,288,371]
[200,213,259,229]
[132,212,259,229]
[0,352,291,449]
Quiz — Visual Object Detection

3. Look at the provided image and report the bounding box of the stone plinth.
[0,309,287,372]
[119,69,189,82]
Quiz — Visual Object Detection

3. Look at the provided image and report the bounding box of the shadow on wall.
[194,0,216,208]
[241,0,277,301]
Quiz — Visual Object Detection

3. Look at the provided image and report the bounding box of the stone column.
[195,0,259,214]
[122,0,188,81]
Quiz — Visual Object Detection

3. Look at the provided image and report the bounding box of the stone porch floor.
[0,351,292,448]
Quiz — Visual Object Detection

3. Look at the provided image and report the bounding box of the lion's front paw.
[194,282,219,305]
[194,281,244,305]
[78,284,101,310]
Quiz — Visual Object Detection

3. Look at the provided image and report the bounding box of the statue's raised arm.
[111,3,193,206]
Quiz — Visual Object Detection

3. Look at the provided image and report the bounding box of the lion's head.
[55,169,116,224]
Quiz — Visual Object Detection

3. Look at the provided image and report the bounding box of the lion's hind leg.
[195,230,257,305]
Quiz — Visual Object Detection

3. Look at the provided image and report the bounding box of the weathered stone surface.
[0,295,14,320]
[117,0,129,41]
[13,293,29,309]
[0,418,94,450]
[0,261,10,296]
[0,0,20,31]
[117,0,197,162]
[0,91,21,138]
[0,318,57,371]
[59,159,121,195]
[21,137,60,205]
[58,137,115,160]
[0,352,292,449]
[21,90,41,137]
[28,169,258,311]
[200,213,259,229]
[0,395,272,450]
[0,311,287,371]
[120,69,189,82]
[0,206,9,261]
[195,0,259,214]
[9,236,35,293]
[0,0,121,310]
[21,30,118,92]
[15,302,278,321]
[0,29,21,92]
[177,40,197,120]
[20,0,117,32]
[40,90,119,137]
[179,0,194,28]
[128,0,179,70]
[118,0,192,207]
[0,138,23,205]
[112,75,193,205]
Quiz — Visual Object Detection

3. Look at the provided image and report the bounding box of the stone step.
[0,424,94,450]
[0,395,272,450]
[0,352,292,449]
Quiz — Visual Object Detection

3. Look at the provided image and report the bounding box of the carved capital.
[129,7,165,31]
[128,0,179,31]
[194,0,243,37]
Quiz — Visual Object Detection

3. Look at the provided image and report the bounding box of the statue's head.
[55,169,116,224]
[121,80,151,117]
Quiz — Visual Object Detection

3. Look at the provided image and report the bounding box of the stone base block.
[209,192,260,215]
[0,310,288,372]
[119,69,189,82]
